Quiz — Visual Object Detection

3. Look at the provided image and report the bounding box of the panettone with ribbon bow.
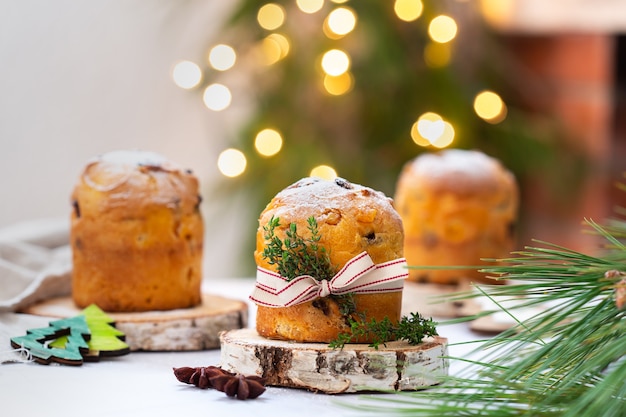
[251,177,407,343]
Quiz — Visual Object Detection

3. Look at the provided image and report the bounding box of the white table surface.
[0,277,485,417]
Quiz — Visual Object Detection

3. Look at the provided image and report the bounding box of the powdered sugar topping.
[410,149,501,181]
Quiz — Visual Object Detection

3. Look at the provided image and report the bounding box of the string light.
[172,60,202,90]
[324,7,357,38]
[217,148,247,177]
[321,49,350,76]
[474,90,507,124]
[323,72,353,95]
[203,83,232,111]
[296,0,324,14]
[186,3,473,180]
[310,165,337,180]
[208,44,236,71]
[257,3,285,30]
[394,0,423,22]
[254,128,283,157]
[428,15,458,43]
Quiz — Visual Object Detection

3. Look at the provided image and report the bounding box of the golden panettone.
[254,177,405,343]
[70,150,203,312]
[394,149,518,285]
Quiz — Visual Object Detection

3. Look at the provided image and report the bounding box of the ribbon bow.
[249,252,407,308]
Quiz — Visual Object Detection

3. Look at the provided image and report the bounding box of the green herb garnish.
[329,312,438,350]
[261,215,335,281]
[262,216,438,349]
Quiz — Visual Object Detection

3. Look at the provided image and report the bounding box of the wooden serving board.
[23,293,248,351]
[219,328,448,394]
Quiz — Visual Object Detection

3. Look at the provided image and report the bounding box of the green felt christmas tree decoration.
[10,315,90,366]
[49,304,130,361]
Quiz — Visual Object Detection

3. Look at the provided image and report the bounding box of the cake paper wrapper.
[0,219,72,312]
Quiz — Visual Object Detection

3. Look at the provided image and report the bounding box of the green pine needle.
[346,218,626,416]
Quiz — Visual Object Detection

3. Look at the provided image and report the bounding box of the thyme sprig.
[329,312,439,350]
[261,216,437,347]
[261,216,335,281]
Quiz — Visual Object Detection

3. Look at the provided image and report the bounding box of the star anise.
[173,366,266,400]
[210,373,266,400]
[173,366,232,389]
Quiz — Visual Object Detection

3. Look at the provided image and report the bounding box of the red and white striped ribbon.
[249,252,408,308]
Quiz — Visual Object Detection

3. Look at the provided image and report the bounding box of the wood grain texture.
[220,328,448,394]
[24,293,248,351]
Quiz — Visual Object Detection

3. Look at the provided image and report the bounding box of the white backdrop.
[0,1,248,277]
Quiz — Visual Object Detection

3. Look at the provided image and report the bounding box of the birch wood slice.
[219,328,448,394]
[23,293,248,351]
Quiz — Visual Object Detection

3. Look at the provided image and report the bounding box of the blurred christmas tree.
[172,0,587,274]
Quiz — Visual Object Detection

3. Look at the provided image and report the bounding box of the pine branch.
[346,218,626,416]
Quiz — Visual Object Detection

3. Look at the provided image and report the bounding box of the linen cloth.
[0,218,72,312]
[0,218,72,363]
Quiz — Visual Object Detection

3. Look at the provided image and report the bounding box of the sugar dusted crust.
[255,177,405,343]
[256,177,404,269]
[403,148,515,196]
[395,149,518,285]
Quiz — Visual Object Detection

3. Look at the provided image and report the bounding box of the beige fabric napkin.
[0,219,72,313]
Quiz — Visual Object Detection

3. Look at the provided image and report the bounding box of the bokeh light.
[172,60,202,90]
[296,0,324,14]
[410,112,455,148]
[394,0,423,22]
[255,128,283,157]
[424,42,451,68]
[474,90,507,123]
[323,72,353,95]
[310,165,338,180]
[416,112,444,142]
[203,83,232,111]
[257,3,285,30]
[325,7,357,37]
[410,122,430,147]
[431,121,455,148]
[321,49,350,76]
[208,44,236,71]
[217,148,247,177]
[479,0,515,29]
[428,15,458,43]
[261,33,290,65]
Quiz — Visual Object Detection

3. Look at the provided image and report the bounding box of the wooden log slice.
[23,293,248,351]
[402,280,481,318]
[219,328,448,394]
